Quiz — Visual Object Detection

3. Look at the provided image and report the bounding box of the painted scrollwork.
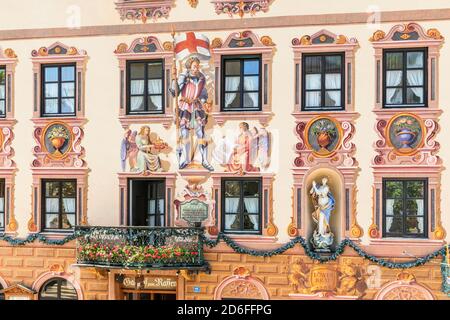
[32,123,86,168]
[115,0,173,23]
[294,118,356,168]
[370,23,444,42]
[292,30,358,46]
[0,127,15,168]
[373,116,440,166]
[211,0,274,18]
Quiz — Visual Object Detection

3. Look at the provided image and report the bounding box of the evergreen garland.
[201,233,447,269]
[0,228,448,270]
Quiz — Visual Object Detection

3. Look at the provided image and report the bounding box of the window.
[42,180,77,232]
[39,278,78,300]
[222,55,262,111]
[383,48,427,107]
[129,180,165,227]
[383,178,428,238]
[0,66,5,117]
[127,60,164,115]
[302,53,345,111]
[0,180,5,232]
[222,179,262,234]
[41,64,76,116]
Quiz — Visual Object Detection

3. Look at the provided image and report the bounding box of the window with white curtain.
[42,64,76,116]
[222,55,261,111]
[383,179,428,238]
[383,48,427,107]
[302,53,344,111]
[0,179,4,231]
[42,180,77,231]
[222,179,261,234]
[0,67,5,117]
[127,60,164,115]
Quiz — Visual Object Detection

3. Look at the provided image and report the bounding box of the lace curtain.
[244,198,259,230]
[63,198,76,213]
[130,80,145,110]
[325,74,341,106]
[407,70,423,102]
[148,79,162,110]
[386,70,402,104]
[225,198,240,230]
[305,74,321,106]
[225,77,240,108]
[244,76,259,107]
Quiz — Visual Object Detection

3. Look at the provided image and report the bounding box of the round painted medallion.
[306,116,342,157]
[42,122,72,159]
[386,114,424,155]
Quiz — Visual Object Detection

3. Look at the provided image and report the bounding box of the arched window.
[38,278,78,300]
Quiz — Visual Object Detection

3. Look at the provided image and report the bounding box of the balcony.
[75,226,208,271]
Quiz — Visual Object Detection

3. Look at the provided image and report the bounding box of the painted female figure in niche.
[310,177,335,252]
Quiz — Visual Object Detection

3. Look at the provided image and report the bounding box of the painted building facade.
[0,0,449,300]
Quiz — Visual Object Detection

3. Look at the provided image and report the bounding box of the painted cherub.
[289,259,310,294]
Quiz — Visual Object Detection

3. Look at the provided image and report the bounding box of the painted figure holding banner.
[170,32,214,171]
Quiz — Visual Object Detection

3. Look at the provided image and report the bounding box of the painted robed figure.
[310,177,335,252]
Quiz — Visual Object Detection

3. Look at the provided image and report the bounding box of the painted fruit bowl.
[395,129,417,148]
[317,132,332,149]
[153,138,168,151]
[51,137,66,153]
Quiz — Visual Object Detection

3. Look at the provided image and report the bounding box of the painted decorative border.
[115,36,174,129]
[0,48,18,235]
[369,23,445,245]
[118,172,176,227]
[40,121,74,161]
[211,0,274,18]
[32,271,84,300]
[0,47,17,119]
[214,268,270,300]
[32,119,85,169]
[290,30,361,242]
[28,168,89,235]
[115,0,174,23]
[291,29,359,114]
[370,22,443,43]
[210,172,278,239]
[31,42,88,119]
[211,30,275,126]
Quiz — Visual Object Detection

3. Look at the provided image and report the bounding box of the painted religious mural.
[212,122,271,173]
[121,126,170,173]
[0,0,449,303]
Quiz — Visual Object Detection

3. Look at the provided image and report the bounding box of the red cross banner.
[174,32,211,61]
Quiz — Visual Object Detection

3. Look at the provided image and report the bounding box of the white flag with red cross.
[174,32,211,61]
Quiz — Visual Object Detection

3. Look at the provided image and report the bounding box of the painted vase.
[317,132,332,149]
[395,129,416,149]
[51,137,66,155]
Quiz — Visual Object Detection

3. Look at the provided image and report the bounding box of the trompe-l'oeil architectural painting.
[0,0,448,302]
